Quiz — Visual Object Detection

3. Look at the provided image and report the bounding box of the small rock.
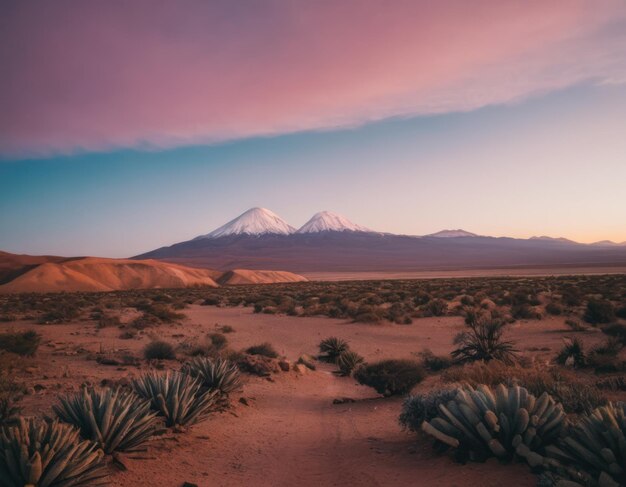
[278,360,291,372]
[97,356,121,366]
[297,354,317,370]
[182,483,198,487]
[238,397,249,406]
[33,384,46,392]
[294,363,308,375]
[333,397,356,404]
[24,366,38,374]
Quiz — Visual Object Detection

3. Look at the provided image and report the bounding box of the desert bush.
[616,305,626,319]
[336,350,364,376]
[245,342,278,358]
[555,337,586,368]
[417,349,453,372]
[208,332,228,350]
[319,337,350,362]
[354,359,425,396]
[0,417,107,486]
[601,323,626,345]
[182,357,242,395]
[38,302,81,323]
[0,395,20,426]
[219,324,235,333]
[0,330,41,356]
[399,389,457,432]
[53,387,161,454]
[584,299,615,324]
[451,314,517,364]
[425,298,448,317]
[565,319,587,332]
[137,303,185,322]
[511,304,541,320]
[132,371,218,427]
[596,376,626,391]
[422,384,565,464]
[96,313,121,328]
[143,340,176,360]
[545,402,626,486]
[544,302,563,316]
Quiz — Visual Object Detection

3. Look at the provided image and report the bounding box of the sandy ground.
[1,306,613,486]
[302,264,626,281]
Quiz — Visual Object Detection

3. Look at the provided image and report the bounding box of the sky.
[1,0,626,257]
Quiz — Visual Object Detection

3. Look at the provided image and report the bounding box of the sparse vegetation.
[182,357,242,395]
[0,417,108,486]
[245,342,279,358]
[143,340,176,360]
[354,359,425,396]
[336,350,364,376]
[319,336,349,362]
[399,389,457,432]
[451,312,517,364]
[54,387,161,454]
[132,371,218,427]
[0,330,41,356]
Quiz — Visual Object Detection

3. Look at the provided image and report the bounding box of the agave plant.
[319,337,349,362]
[451,314,517,364]
[422,384,565,464]
[545,402,626,487]
[0,417,107,487]
[336,350,364,376]
[53,387,162,454]
[132,371,218,427]
[182,357,242,395]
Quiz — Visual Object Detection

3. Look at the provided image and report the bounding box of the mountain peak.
[198,207,295,238]
[426,229,477,238]
[296,211,371,234]
[530,236,576,244]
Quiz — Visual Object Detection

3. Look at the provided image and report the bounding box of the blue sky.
[1,82,625,257]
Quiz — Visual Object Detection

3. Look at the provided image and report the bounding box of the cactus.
[422,384,566,464]
[336,350,364,376]
[319,337,350,362]
[545,402,626,487]
[0,417,107,486]
[182,357,242,395]
[132,371,218,427]
[53,387,162,454]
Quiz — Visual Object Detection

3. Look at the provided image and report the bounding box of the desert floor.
[1,306,614,486]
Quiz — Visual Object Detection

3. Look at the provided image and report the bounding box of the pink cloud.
[1,0,625,157]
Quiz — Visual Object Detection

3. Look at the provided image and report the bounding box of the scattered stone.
[238,397,249,406]
[277,359,291,372]
[97,356,121,366]
[297,354,317,370]
[24,366,38,374]
[182,483,198,487]
[239,354,279,376]
[293,363,308,375]
[333,397,356,405]
[33,384,46,392]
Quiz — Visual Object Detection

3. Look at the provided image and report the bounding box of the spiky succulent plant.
[182,357,242,395]
[132,371,218,427]
[422,384,565,464]
[336,350,364,376]
[53,387,162,454]
[0,417,107,487]
[319,337,350,362]
[545,402,626,487]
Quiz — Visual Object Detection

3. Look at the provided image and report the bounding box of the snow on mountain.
[426,229,478,238]
[296,211,372,234]
[197,208,295,238]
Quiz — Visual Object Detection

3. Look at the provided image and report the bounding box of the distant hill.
[0,252,307,293]
[135,208,626,273]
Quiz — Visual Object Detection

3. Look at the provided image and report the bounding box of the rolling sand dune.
[0,253,308,293]
[218,269,308,285]
[0,257,221,293]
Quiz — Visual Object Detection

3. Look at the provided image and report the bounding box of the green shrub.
[143,340,176,360]
[336,350,364,376]
[452,314,517,364]
[418,349,453,372]
[0,330,41,356]
[182,357,242,395]
[399,389,457,432]
[555,337,586,368]
[422,384,565,464]
[319,337,349,362]
[354,359,425,396]
[0,417,107,486]
[53,387,161,454]
[584,299,615,324]
[208,332,228,350]
[545,402,626,486]
[245,342,278,358]
[132,371,218,427]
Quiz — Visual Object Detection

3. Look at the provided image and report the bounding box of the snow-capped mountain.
[196,207,295,239]
[426,229,477,238]
[297,211,372,234]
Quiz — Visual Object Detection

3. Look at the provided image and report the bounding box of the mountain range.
[135,208,626,273]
